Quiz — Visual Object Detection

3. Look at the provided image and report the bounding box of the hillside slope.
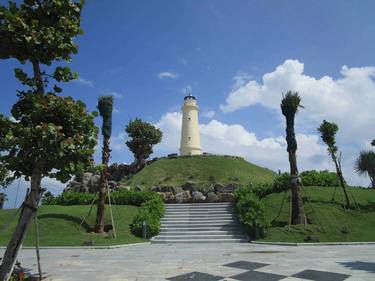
[261,186,375,242]
[122,155,277,189]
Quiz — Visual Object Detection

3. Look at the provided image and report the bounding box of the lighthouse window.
[188,117,191,120]
[188,137,191,141]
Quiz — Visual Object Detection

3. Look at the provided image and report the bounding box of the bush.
[234,188,268,239]
[300,170,338,187]
[130,196,165,238]
[41,191,55,205]
[43,190,161,206]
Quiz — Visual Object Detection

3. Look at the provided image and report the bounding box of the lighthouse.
[180,93,202,156]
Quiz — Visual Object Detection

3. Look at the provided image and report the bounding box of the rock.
[158,192,175,203]
[182,181,198,192]
[198,185,214,196]
[207,192,219,203]
[218,193,235,202]
[214,183,239,194]
[135,185,144,192]
[175,191,192,203]
[118,184,131,190]
[108,181,118,190]
[192,191,206,202]
[108,163,131,182]
[88,174,101,193]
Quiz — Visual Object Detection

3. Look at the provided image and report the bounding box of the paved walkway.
[2,243,375,280]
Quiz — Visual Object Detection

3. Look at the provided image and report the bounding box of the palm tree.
[355,150,375,188]
[317,120,350,208]
[95,96,113,233]
[281,91,306,225]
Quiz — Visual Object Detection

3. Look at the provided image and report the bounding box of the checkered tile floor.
[167,261,351,281]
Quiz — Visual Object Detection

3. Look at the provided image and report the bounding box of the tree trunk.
[288,150,305,225]
[0,162,44,281]
[94,138,110,233]
[332,155,350,208]
[31,60,44,95]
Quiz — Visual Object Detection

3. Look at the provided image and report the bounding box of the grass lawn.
[0,205,146,247]
[123,155,277,189]
[261,186,375,242]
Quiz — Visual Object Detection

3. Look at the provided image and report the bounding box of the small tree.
[317,120,350,208]
[94,96,113,233]
[355,150,375,188]
[125,118,162,171]
[0,1,96,279]
[281,91,306,225]
[371,140,375,146]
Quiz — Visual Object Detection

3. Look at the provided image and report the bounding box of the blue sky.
[2,0,375,207]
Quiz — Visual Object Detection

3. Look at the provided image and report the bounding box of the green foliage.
[318,120,339,155]
[43,190,161,206]
[234,188,268,239]
[281,91,303,112]
[0,93,98,183]
[300,170,338,187]
[281,91,302,152]
[41,191,55,205]
[125,118,163,168]
[0,191,5,209]
[130,196,165,238]
[355,150,375,188]
[371,140,375,146]
[0,0,84,64]
[97,96,113,138]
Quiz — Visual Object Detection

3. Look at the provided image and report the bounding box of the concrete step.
[166,203,233,206]
[162,217,235,221]
[151,238,248,244]
[155,234,246,239]
[159,230,243,235]
[161,220,235,225]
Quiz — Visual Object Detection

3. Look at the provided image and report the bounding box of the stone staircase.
[151,202,248,244]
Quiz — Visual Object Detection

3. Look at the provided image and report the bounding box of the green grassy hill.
[122,155,277,189]
[261,186,375,242]
[0,205,146,246]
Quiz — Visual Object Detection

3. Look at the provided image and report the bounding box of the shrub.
[43,190,161,206]
[234,189,268,239]
[130,210,160,238]
[41,191,55,205]
[130,196,165,238]
[300,170,338,187]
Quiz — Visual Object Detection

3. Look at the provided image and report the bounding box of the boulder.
[118,184,131,190]
[192,191,206,202]
[134,185,144,192]
[88,174,101,193]
[218,193,235,202]
[182,181,198,192]
[207,192,219,203]
[175,191,192,203]
[214,183,239,194]
[158,192,175,203]
[151,185,183,194]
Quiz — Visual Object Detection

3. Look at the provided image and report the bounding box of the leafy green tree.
[317,120,350,208]
[371,140,375,146]
[0,192,5,209]
[355,150,375,188]
[95,96,113,233]
[0,1,97,279]
[125,118,163,171]
[281,91,306,225]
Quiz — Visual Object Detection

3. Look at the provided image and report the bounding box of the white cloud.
[157,72,179,79]
[220,60,375,145]
[73,77,93,87]
[103,91,123,99]
[202,110,216,119]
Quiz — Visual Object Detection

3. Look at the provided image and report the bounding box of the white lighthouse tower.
[180,93,202,156]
